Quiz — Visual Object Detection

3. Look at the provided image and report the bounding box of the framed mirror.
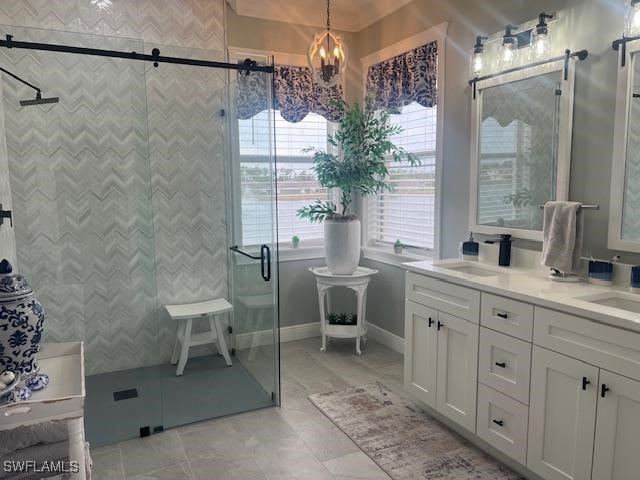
[609,40,640,252]
[469,60,577,240]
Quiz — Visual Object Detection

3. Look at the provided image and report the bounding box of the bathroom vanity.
[403,259,640,480]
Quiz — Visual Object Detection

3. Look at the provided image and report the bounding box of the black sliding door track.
[0,34,274,73]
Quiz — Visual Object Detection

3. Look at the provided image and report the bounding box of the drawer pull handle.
[582,377,591,391]
[601,384,610,398]
[492,419,504,427]
[4,406,32,416]
[495,362,506,368]
[437,321,443,331]
[428,317,434,327]
[496,312,509,319]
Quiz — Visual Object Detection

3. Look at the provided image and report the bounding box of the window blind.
[368,102,437,251]
[239,110,334,246]
[478,118,530,225]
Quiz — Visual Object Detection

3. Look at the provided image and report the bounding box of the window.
[367,102,437,251]
[362,25,445,258]
[478,117,533,226]
[238,110,334,246]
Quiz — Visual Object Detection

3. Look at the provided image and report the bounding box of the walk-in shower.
[0,26,280,447]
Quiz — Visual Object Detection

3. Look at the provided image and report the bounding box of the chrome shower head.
[19,92,59,107]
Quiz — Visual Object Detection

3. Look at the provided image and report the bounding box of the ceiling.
[226,0,415,32]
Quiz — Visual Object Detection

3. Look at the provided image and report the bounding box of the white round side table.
[309,266,378,355]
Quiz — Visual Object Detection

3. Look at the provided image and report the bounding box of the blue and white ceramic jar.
[0,259,45,376]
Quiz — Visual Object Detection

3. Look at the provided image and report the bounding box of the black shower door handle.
[230,245,271,282]
[261,244,271,282]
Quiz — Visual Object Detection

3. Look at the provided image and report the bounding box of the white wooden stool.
[165,299,234,376]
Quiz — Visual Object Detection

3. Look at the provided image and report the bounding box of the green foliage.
[297,95,420,220]
[326,312,357,325]
[504,189,537,208]
[292,235,300,243]
[394,239,403,246]
[296,199,338,223]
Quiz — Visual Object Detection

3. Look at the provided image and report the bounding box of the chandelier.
[307,0,348,87]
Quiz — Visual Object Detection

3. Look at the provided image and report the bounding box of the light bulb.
[469,35,487,78]
[530,30,551,60]
[530,13,553,60]
[319,46,326,59]
[498,26,518,69]
[628,0,640,36]
[499,41,517,68]
[470,52,484,77]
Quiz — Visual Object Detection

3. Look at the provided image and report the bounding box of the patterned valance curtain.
[366,41,438,110]
[236,65,343,123]
[481,73,558,128]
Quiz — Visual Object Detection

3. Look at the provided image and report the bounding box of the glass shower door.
[228,67,280,405]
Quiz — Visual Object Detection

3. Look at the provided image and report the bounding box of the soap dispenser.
[460,233,479,261]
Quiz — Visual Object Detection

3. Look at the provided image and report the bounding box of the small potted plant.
[394,239,404,254]
[291,235,300,249]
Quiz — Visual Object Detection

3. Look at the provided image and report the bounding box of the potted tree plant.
[394,239,404,254]
[291,235,300,249]
[297,96,418,274]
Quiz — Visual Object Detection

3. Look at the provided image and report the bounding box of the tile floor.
[91,337,405,480]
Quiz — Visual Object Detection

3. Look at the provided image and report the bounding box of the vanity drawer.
[481,293,533,341]
[405,272,480,323]
[534,307,640,381]
[479,327,532,404]
[477,383,528,465]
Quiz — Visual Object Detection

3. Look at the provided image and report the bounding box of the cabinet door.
[436,312,479,432]
[592,370,640,480]
[527,347,598,480]
[404,300,438,408]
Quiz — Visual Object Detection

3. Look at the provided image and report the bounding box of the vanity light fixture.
[530,12,554,60]
[627,0,640,37]
[470,35,488,78]
[498,25,519,69]
[307,0,348,87]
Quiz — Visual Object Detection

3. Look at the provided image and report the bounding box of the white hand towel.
[541,201,583,273]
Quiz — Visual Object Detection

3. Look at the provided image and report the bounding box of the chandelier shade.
[308,0,348,87]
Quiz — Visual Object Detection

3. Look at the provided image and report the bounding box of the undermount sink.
[575,292,640,314]
[436,262,508,278]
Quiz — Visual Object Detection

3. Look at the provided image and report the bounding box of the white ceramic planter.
[324,219,361,275]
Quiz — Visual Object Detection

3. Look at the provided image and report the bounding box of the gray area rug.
[309,382,523,480]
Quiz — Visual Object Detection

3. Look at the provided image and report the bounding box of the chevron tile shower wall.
[0,0,229,375]
[0,80,16,265]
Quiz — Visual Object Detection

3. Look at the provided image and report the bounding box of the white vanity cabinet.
[528,308,640,480]
[404,273,479,432]
[527,347,599,480]
[404,267,640,480]
[404,300,438,407]
[435,311,479,431]
[591,370,640,480]
[527,345,640,480]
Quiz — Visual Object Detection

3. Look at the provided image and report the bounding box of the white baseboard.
[234,320,405,356]
[235,322,319,350]
[280,322,320,343]
[366,323,405,354]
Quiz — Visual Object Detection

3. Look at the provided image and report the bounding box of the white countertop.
[403,259,640,334]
